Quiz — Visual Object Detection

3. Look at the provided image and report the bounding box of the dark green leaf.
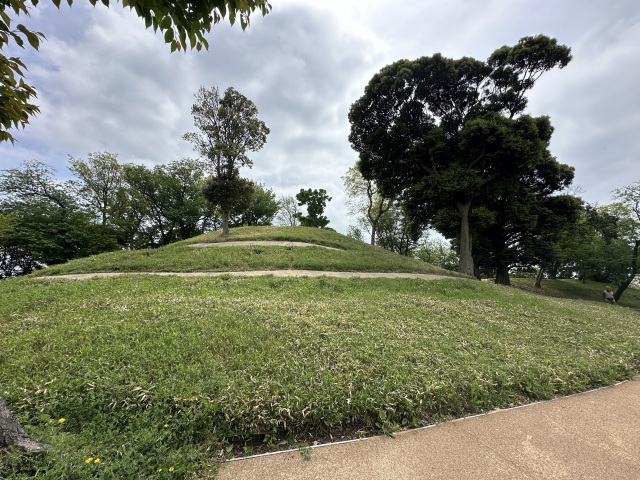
[0,11,11,26]
[160,16,172,30]
[164,28,174,43]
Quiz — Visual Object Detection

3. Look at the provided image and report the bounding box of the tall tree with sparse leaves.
[275,194,300,227]
[607,182,640,302]
[184,86,269,235]
[343,165,394,246]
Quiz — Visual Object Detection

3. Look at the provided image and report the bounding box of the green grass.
[511,277,640,310]
[32,226,465,278]
[1,272,639,479]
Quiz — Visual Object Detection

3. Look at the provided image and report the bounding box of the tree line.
[0,153,338,278]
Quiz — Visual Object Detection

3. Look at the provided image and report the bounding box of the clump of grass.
[297,445,312,461]
[1,275,639,478]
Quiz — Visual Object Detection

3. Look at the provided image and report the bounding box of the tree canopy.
[294,188,332,228]
[0,0,272,143]
[349,35,573,278]
[230,183,279,227]
[0,160,120,276]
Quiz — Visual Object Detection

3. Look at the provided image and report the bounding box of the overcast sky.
[1,0,639,234]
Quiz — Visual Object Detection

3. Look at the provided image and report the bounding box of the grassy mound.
[1,228,639,478]
[33,226,466,277]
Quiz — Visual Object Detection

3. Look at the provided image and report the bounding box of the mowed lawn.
[1,272,639,479]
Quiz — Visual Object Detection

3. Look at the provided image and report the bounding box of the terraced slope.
[33,226,467,277]
[2,227,639,479]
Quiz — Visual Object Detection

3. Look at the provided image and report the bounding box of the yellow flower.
[94,458,100,463]
[58,418,65,423]
[164,424,169,428]
[85,458,93,464]
[169,466,174,472]
[157,468,162,472]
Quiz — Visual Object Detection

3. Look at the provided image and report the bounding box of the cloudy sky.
[1,0,639,234]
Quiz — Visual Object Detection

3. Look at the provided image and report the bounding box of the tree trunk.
[614,277,634,303]
[370,220,377,246]
[495,266,511,285]
[0,395,47,451]
[535,267,545,288]
[614,240,639,302]
[456,200,474,277]
[222,209,229,236]
[549,261,558,280]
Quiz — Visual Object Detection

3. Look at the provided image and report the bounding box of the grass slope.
[511,277,640,310]
[1,228,639,479]
[34,226,466,277]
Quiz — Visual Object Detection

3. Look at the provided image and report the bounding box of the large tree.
[68,152,125,226]
[275,194,300,227]
[184,86,269,235]
[375,201,425,256]
[70,153,154,249]
[349,35,572,277]
[518,195,584,288]
[0,0,272,143]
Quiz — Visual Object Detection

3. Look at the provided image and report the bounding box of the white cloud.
[1,0,639,233]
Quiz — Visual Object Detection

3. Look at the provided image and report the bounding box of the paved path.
[218,377,640,480]
[37,270,457,281]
